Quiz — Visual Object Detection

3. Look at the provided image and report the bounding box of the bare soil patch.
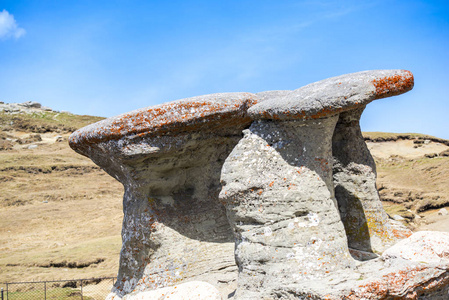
[364,133,449,232]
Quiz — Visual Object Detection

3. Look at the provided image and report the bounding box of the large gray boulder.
[70,92,258,299]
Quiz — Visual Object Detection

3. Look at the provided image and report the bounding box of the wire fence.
[0,277,115,300]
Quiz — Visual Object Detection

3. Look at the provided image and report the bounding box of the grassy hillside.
[0,109,123,282]
[0,111,104,133]
[0,109,448,283]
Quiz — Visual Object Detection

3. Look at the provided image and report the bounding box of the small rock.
[55,136,64,142]
[42,106,53,111]
[383,231,449,263]
[414,214,421,219]
[392,214,405,221]
[28,145,38,149]
[425,153,438,158]
[438,208,448,216]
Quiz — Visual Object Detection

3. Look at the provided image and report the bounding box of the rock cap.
[69,92,257,155]
[249,69,414,120]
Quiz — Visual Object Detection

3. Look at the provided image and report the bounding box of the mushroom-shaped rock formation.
[69,92,257,299]
[253,69,413,254]
[218,70,413,298]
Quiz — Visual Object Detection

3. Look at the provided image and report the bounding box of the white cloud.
[0,9,26,40]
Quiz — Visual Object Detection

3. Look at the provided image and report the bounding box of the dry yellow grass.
[0,132,124,283]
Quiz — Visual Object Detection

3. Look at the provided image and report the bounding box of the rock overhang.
[248,69,414,120]
[69,92,258,158]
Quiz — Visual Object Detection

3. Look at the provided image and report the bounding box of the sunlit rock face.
[69,92,258,299]
[219,116,354,299]
[71,69,449,299]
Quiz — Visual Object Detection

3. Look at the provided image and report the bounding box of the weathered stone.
[69,92,257,299]
[332,107,412,254]
[255,90,291,102]
[249,70,415,254]
[383,231,449,263]
[70,69,449,299]
[242,232,449,299]
[18,101,42,108]
[219,116,354,299]
[248,69,413,120]
[106,281,222,300]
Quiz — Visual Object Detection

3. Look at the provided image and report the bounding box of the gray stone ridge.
[69,69,449,299]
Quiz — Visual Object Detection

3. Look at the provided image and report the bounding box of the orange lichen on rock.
[372,70,414,98]
[248,69,414,121]
[345,265,449,299]
[69,92,258,155]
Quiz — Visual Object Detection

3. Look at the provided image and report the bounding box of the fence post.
[80,280,83,300]
[1,287,3,300]
[44,281,47,300]
[6,283,8,300]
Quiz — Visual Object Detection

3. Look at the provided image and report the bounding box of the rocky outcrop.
[70,93,257,299]
[0,101,54,113]
[70,69,449,299]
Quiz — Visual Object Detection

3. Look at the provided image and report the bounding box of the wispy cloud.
[0,9,26,40]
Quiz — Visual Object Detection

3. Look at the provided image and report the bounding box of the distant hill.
[0,102,448,283]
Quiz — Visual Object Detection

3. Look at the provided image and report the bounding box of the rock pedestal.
[70,93,257,299]
[251,69,414,255]
[219,116,353,299]
[332,108,411,254]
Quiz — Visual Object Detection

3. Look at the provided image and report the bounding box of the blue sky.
[0,0,448,138]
